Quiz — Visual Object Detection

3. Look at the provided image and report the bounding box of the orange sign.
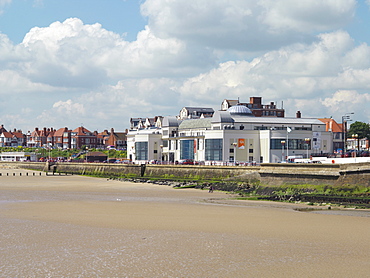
[238,138,245,149]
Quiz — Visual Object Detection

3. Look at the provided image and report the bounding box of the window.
[295,127,312,131]
[180,140,194,160]
[135,142,148,160]
[205,139,223,161]
[163,140,168,147]
[270,139,310,150]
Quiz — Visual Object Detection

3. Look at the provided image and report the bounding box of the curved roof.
[227,105,253,115]
[162,116,180,127]
[211,111,234,123]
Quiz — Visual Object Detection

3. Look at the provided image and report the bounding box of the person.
[208,185,214,193]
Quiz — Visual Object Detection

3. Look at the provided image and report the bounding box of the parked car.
[178,159,194,165]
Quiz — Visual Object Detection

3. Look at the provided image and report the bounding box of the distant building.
[178,107,214,120]
[52,127,72,149]
[27,127,54,147]
[318,118,344,153]
[71,126,97,149]
[128,104,332,164]
[0,126,26,147]
[105,128,127,150]
[0,152,37,162]
[221,97,285,117]
[130,116,163,129]
[85,151,107,163]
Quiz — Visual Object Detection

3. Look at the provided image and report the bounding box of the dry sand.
[0,169,369,277]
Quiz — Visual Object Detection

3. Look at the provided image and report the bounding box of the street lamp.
[304,138,310,159]
[232,142,237,165]
[342,112,354,154]
[281,140,285,162]
[160,144,163,164]
[352,134,359,155]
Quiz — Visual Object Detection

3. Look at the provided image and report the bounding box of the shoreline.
[1,169,370,277]
[0,167,369,215]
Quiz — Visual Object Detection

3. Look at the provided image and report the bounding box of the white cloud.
[320,90,370,121]
[176,30,370,123]
[260,0,356,33]
[0,0,11,13]
[141,0,356,51]
[53,99,85,115]
[0,70,54,93]
[0,1,368,132]
[19,18,216,88]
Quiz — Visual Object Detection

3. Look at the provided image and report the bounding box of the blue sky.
[0,0,369,132]
[0,0,146,43]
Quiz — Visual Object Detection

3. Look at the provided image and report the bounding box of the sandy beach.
[0,169,369,277]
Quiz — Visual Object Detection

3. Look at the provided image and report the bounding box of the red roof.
[318,118,343,133]
[72,126,92,135]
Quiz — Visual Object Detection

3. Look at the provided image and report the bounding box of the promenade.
[0,169,369,277]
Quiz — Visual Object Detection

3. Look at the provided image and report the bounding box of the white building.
[0,152,37,162]
[127,105,333,164]
[127,128,163,163]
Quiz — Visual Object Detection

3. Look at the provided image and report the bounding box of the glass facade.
[180,140,194,160]
[205,139,223,161]
[270,139,310,150]
[135,142,148,160]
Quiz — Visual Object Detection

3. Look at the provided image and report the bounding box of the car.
[178,159,194,165]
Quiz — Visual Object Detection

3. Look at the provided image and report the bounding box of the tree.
[348,121,370,139]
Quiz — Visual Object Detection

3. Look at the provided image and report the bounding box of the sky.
[0,0,370,133]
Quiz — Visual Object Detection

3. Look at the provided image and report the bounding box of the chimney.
[296,111,301,118]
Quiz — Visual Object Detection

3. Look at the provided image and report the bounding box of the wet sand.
[0,169,369,277]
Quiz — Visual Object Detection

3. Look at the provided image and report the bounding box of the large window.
[205,139,223,161]
[135,142,148,160]
[180,140,194,160]
[270,139,310,150]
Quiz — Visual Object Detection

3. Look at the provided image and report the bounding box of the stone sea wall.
[2,161,369,186]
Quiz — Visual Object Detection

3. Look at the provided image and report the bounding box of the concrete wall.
[3,161,369,186]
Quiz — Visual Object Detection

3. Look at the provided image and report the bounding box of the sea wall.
[2,161,369,186]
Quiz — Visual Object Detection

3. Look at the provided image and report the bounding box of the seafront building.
[127,104,333,164]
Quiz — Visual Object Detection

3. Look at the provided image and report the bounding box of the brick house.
[221,97,285,117]
[105,128,127,150]
[27,127,54,147]
[96,130,110,148]
[52,127,72,149]
[0,126,26,147]
[71,126,97,149]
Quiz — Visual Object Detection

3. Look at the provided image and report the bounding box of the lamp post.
[232,142,237,165]
[352,134,359,155]
[342,112,354,155]
[160,144,163,164]
[281,140,285,162]
[304,138,310,159]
